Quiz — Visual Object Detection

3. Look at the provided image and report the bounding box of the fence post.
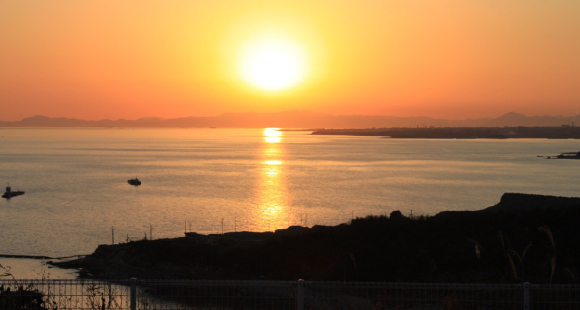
[297,279,304,310]
[130,278,137,310]
[523,282,530,310]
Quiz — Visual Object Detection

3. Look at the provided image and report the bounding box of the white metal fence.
[0,279,578,310]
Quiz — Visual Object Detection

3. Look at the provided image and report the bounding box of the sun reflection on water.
[263,127,282,144]
[253,128,289,231]
[264,160,282,165]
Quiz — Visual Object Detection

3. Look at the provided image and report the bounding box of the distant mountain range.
[0,111,575,128]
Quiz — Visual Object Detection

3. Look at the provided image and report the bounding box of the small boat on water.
[128,178,141,186]
[2,184,25,199]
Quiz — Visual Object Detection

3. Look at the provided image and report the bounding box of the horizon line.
[0,111,569,123]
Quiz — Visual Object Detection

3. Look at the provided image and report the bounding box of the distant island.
[54,193,580,283]
[312,126,580,139]
[0,111,577,128]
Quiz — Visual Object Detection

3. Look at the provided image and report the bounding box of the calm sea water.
[1,128,579,259]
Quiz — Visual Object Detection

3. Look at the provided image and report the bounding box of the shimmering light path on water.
[0,128,579,257]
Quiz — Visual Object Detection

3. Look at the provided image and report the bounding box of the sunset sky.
[1,1,579,121]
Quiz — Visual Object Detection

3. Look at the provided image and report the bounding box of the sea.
[1,128,579,278]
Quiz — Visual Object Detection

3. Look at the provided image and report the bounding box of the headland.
[52,193,580,283]
[312,127,580,139]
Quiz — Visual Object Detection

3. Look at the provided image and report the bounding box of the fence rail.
[0,278,579,310]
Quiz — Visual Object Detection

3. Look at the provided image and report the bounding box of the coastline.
[52,193,580,283]
[312,127,580,139]
[1,257,78,279]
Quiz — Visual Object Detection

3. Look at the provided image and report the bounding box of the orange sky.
[1,1,579,121]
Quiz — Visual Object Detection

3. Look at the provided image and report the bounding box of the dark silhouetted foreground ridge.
[54,193,580,283]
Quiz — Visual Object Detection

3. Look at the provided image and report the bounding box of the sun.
[238,35,308,92]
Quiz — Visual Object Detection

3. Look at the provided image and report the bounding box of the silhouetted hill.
[483,112,570,127]
[55,193,580,283]
[0,111,574,128]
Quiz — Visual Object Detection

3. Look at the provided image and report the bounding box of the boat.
[128,178,142,186]
[2,184,25,199]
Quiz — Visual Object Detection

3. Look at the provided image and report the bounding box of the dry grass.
[539,226,557,283]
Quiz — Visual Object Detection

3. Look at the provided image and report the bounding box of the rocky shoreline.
[53,193,580,283]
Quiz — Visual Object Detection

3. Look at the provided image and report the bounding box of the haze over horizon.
[1,109,578,121]
[1,110,576,129]
[0,110,575,122]
[1,1,579,121]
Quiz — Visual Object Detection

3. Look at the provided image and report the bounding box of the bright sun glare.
[263,127,282,143]
[238,36,308,92]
